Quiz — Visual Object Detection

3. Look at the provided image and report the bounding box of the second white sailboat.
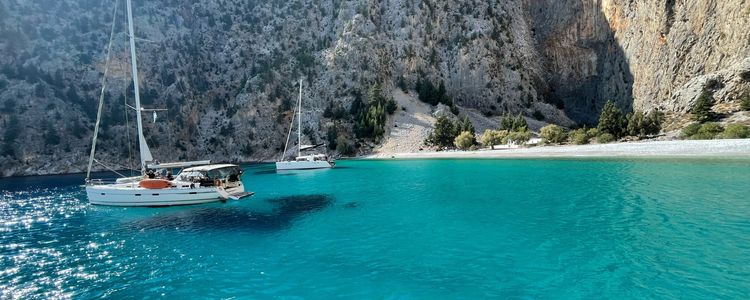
[276,79,335,170]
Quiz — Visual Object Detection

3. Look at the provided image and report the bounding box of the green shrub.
[569,129,590,145]
[398,76,407,92]
[740,93,750,111]
[454,131,476,150]
[507,131,532,145]
[691,90,715,122]
[586,128,599,138]
[539,124,566,144]
[681,123,701,138]
[480,129,509,149]
[627,111,647,138]
[644,109,665,135]
[532,110,545,121]
[597,133,615,143]
[323,103,346,119]
[1,142,15,158]
[512,113,528,132]
[721,123,750,139]
[597,100,627,138]
[416,77,452,107]
[335,136,355,156]
[386,98,397,115]
[498,113,528,132]
[690,122,723,140]
[450,105,460,115]
[326,126,338,150]
[42,121,60,146]
[625,109,663,138]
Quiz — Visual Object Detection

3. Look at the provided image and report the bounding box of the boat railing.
[86,178,124,185]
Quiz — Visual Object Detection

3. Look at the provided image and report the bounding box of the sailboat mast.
[297,78,302,157]
[86,0,119,181]
[126,0,149,173]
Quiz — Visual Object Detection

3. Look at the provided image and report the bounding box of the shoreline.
[363,139,750,160]
[3,139,749,179]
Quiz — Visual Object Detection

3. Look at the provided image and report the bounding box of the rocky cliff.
[0,0,748,176]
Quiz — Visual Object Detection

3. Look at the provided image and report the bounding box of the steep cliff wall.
[0,0,748,176]
[524,0,634,123]
[525,0,750,121]
[601,0,750,113]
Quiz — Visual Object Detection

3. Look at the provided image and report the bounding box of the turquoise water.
[1,158,749,299]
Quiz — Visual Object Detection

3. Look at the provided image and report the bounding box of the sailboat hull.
[85,184,246,207]
[275,160,334,170]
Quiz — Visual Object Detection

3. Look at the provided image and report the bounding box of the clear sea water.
[1,158,749,299]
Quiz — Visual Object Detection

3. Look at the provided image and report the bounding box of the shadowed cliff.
[524,0,633,124]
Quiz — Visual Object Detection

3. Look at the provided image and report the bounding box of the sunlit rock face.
[0,0,748,176]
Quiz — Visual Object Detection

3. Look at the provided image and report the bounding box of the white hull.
[86,184,246,207]
[275,160,333,170]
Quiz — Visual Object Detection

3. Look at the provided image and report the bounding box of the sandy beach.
[365,139,750,159]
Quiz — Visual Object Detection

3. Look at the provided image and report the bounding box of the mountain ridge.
[0,0,748,176]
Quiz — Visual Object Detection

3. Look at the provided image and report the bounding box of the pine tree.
[644,109,664,135]
[512,113,528,132]
[740,92,750,111]
[437,81,451,106]
[499,114,514,131]
[627,111,647,138]
[427,116,458,148]
[597,100,626,138]
[691,90,714,122]
[326,126,338,150]
[461,116,475,135]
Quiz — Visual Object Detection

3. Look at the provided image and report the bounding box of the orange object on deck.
[139,179,172,189]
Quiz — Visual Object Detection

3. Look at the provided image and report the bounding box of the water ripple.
[1,160,749,298]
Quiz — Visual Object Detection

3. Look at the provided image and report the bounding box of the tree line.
[680,90,750,139]
[539,100,664,145]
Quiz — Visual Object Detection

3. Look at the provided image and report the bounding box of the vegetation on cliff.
[691,91,716,122]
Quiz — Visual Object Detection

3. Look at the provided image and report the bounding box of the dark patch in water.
[129,194,334,232]
[343,202,358,208]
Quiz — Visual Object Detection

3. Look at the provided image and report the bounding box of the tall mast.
[126,0,152,173]
[86,0,119,181]
[297,78,302,157]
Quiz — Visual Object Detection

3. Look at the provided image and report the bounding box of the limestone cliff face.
[602,0,750,113]
[0,0,748,176]
[528,0,750,117]
[525,0,750,121]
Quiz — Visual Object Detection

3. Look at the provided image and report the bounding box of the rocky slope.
[0,0,748,176]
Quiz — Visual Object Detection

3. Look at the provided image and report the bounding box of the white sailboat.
[84,0,252,206]
[275,79,335,170]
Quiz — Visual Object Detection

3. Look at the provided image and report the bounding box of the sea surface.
[1,158,749,299]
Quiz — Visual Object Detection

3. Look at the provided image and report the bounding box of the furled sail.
[138,132,153,163]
